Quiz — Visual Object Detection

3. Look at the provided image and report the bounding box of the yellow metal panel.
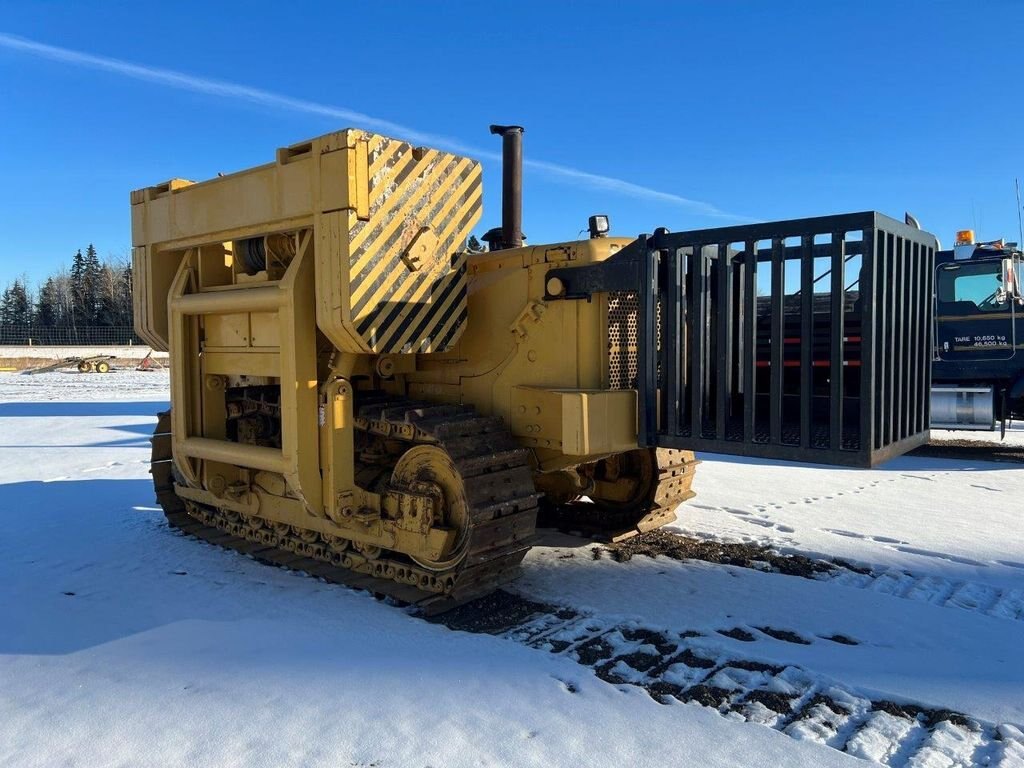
[249,312,280,347]
[561,390,637,456]
[355,138,369,220]
[319,148,356,213]
[204,313,249,347]
[133,244,187,350]
[510,387,563,447]
[509,386,638,457]
[198,243,233,288]
[202,350,280,377]
[315,209,368,353]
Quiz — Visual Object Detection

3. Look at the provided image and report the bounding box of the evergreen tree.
[84,244,102,324]
[0,285,10,326]
[35,278,59,326]
[0,279,32,327]
[118,260,134,327]
[70,248,86,327]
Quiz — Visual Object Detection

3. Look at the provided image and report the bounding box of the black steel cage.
[547,212,937,467]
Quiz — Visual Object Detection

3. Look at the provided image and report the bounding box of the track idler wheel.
[391,444,470,571]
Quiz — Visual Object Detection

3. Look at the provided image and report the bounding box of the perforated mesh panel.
[607,291,639,389]
[607,291,661,390]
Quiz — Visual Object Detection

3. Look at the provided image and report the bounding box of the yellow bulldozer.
[133,125,938,610]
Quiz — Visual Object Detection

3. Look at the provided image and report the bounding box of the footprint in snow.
[724,508,752,516]
[555,677,579,694]
[824,529,865,539]
[739,518,794,534]
[756,626,811,645]
[820,633,859,645]
[870,536,907,545]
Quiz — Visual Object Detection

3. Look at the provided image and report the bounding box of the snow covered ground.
[1,368,1022,767]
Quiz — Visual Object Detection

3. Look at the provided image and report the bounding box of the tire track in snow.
[437,592,1024,768]
[154,519,1023,767]
[599,531,1024,623]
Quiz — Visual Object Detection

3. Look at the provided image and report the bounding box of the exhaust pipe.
[489,124,524,249]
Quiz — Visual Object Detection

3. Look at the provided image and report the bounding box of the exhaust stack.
[489,124,524,250]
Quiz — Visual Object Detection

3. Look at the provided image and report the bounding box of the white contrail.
[0,32,737,218]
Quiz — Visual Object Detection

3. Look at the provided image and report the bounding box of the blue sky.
[1,0,1022,289]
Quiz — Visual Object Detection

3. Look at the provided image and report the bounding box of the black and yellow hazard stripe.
[345,136,482,354]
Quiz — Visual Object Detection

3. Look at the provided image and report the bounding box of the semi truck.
[931,230,1024,435]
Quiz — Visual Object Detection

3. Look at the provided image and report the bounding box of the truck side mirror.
[1003,257,1022,304]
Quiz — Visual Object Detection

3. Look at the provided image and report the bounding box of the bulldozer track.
[151,399,540,613]
[437,592,1024,768]
[547,448,699,541]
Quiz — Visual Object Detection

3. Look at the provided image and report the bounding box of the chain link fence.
[0,325,144,346]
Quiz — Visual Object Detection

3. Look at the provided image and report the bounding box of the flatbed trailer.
[25,355,116,375]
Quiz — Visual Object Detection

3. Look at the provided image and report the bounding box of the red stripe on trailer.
[755,360,861,368]
[782,336,862,343]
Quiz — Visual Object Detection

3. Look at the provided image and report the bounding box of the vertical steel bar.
[884,233,896,446]
[690,245,706,438]
[770,238,785,444]
[829,232,846,452]
[799,235,814,448]
[858,225,877,456]
[715,243,732,440]
[664,247,683,437]
[893,235,906,442]
[743,240,757,441]
[681,246,691,433]
[906,241,919,438]
[637,239,658,447]
[873,232,885,448]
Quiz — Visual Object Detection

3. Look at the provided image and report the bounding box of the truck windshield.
[936,262,1006,312]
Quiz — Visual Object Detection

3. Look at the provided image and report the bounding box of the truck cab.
[932,229,1024,431]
